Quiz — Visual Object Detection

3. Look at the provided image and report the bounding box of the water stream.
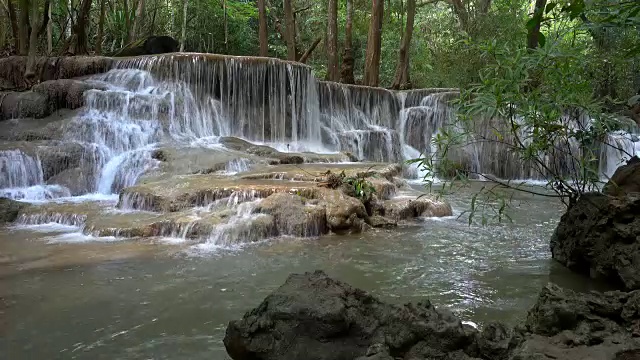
[0,184,610,359]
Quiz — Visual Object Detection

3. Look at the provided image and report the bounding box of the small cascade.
[0,150,44,188]
[197,201,276,249]
[224,158,251,174]
[16,212,88,227]
[600,131,640,179]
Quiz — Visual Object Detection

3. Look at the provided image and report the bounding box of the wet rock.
[0,198,30,223]
[550,192,640,290]
[317,188,368,233]
[368,178,397,200]
[46,168,92,196]
[32,79,107,111]
[37,142,86,181]
[278,155,304,165]
[508,284,640,360]
[255,193,327,237]
[0,56,113,90]
[224,270,476,360]
[0,91,49,120]
[604,156,640,197]
[383,196,453,221]
[367,215,397,229]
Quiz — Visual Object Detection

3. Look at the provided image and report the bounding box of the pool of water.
[0,184,606,359]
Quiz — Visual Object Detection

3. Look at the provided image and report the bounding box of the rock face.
[224,270,477,360]
[510,283,640,360]
[224,271,640,360]
[551,192,640,291]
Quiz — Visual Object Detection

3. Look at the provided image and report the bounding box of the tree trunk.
[450,0,469,33]
[124,0,131,43]
[223,0,227,52]
[299,37,321,63]
[283,0,295,61]
[5,0,20,51]
[0,5,6,50]
[527,0,547,49]
[363,0,384,87]
[18,0,29,55]
[96,0,106,54]
[71,0,92,54]
[46,0,52,53]
[257,0,267,56]
[391,0,415,90]
[24,0,39,81]
[130,0,145,41]
[179,0,187,51]
[326,0,339,81]
[340,0,354,84]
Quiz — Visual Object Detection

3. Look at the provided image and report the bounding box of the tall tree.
[96,0,106,54]
[391,0,416,89]
[340,0,355,84]
[326,0,339,81]
[130,0,145,41]
[70,0,92,54]
[18,0,29,55]
[283,0,295,61]
[257,0,268,56]
[0,4,6,50]
[4,0,20,51]
[363,0,384,86]
[527,0,547,49]
[25,0,39,80]
[46,0,52,53]
[179,0,188,51]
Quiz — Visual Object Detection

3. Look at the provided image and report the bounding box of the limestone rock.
[46,168,93,196]
[317,188,368,233]
[224,270,476,360]
[604,156,640,197]
[383,196,453,221]
[550,192,640,290]
[0,91,49,120]
[255,193,327,237]
[508,284,640,360]
[0,198,30,223]
[32,79,107,111]
[367,215,397,229]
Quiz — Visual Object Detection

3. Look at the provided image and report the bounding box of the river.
[0,183,609,359]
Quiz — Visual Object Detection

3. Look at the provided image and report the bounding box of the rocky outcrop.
[604,156,640,197]
[509,283,640,360]
[224,271,640,360]
[255,193,327,237]
[550,192,640,291]
[317,188,368,233]
[382,196,453,220]
[0,56,113,90]
[1,79,106,120]
[0,198,30,223]
[224,270,477,360]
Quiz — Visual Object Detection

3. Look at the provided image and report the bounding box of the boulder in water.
[224,270,477,360]
[317,188,368,233]
[551,192,640,290]
[508,284,640,359]
[383,196,453,220]
[255,193,327,237]
[224,271,640,360]
[0,91,49,120]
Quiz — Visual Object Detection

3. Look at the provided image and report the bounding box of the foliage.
[343,172,377,201]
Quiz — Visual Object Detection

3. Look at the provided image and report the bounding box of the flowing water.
[0,53,630,358]
[0,184,611,360]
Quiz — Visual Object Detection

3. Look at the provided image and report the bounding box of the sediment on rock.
[0,198,30,223]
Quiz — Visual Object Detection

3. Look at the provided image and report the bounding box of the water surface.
[0,185,605,359]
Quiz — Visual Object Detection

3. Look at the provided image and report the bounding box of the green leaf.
[526,18,538,31]
[538,32,546,47]
[545,2,557,14]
